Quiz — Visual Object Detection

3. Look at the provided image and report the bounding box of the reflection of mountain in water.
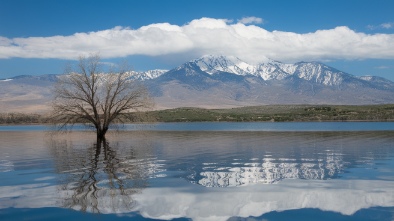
[166,131,394,188]
[198,153,345,187]
[49,136,166,213]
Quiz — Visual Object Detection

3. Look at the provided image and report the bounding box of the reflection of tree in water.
[49,136,162,213]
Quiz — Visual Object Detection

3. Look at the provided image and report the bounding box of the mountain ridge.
[2,55,392,88]
[1,55,394,112]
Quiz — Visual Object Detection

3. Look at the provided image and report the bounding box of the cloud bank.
[1,17,394,63]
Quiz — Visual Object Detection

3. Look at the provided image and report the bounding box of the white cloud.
[237,16,264,25]
[1,17,394,64]
[367,22,394,30]
[381,22,394,29]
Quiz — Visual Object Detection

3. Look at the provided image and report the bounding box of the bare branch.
[50,55,152,139]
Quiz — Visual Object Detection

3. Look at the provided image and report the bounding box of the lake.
[1,122,394,221]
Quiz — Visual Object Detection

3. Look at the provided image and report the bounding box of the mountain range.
[1,55,394,112]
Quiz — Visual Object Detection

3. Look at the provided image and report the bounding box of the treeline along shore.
[151,104,394,122]
[2,104,394,125]
[0,112,48,125]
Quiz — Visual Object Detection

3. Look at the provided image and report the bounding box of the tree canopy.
[51,55,152,139]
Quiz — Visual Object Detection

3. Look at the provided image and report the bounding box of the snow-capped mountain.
[183,55,363,86]
[146,55,394,108]
[2,55,394,112]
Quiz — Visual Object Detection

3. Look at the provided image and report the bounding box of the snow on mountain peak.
[294,62,346,86]
[187,55,308,80]
[0,79,13,82]
[192,55,256,76]
[359,76,374,81]
[187,55,351,85]
[125,69,168,80]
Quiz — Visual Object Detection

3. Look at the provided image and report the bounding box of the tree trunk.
[97,127,108,140]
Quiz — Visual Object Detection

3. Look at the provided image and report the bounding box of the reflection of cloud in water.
[134,179,394,221]
[2,178,392,221]
[197,153,346,187]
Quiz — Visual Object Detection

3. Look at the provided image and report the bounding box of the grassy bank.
[2,104,394,124]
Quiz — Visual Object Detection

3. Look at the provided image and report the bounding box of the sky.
[0,0,394,80]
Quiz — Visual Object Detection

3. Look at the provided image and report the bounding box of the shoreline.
[1,104,394,125]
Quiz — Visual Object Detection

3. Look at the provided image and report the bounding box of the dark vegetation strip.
[3,104,394,124]
[0,113,48,124]
[149,104,394,122]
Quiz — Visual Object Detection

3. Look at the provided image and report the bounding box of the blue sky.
[1,0,394,80]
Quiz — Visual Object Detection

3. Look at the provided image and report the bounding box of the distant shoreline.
[2,104,394,125]
[149,104,394,123]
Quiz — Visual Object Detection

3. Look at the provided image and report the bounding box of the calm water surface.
[1,122,394,221]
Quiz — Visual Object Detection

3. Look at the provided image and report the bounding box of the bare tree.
[51,54,152,139]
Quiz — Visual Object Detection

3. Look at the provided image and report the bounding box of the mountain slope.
[0,75,57,112]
